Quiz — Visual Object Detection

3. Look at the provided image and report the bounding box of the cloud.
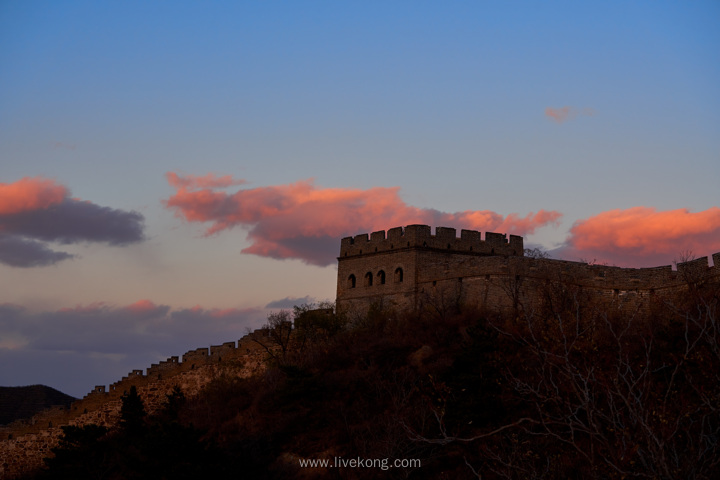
[1,198,145,245]
[125,299,163,315]
[52,142,76,150]
[545,106,594,124]
[0,300,266,397]
[265,295,315,309]
[557,206,720,266]
[546,106,572,123]
[166,172,247,190]
[0,235,75,267]
[0,177,145,267]
[0,177,67,215]
[164,172,563,266]
[18,300,262,354]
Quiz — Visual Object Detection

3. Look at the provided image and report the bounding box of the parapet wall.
[1,329,270,439]
[522,253,720,290]
[337,225,720,316]
[340,225,524,258]
[0,328,273,479]
[100,336,267,398]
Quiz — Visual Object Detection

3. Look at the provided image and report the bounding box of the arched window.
[378,270,386,285]
[394,267,404,283]
[365,272,373,287]
[348,274,356,288]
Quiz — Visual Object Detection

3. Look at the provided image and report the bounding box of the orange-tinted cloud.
[0,177,67,215]
[0,177,145,267]
[546,106,573,123]
[562,206,720,266]
[125,299,161,314]
[545,106,594,124]
[164,172,562,265]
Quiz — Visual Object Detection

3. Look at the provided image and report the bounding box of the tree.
[42,424,110,479]
[158,385,185,423]
[120,385,146,435]
[252,310,294,364]
[292,302,344,356]
[524,247,550,259]
[407,278,720,479]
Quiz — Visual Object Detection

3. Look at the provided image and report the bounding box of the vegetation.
[33,385,228,480]
[0,386,76,425]
[24,283,720,479]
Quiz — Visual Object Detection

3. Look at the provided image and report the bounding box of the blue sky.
[1,1,719,397]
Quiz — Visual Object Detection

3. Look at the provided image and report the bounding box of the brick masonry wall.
[337,225,720,316]
[0,332,269,480]
[4,226,718,478]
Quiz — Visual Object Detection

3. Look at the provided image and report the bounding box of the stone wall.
[337,225,720,316]
[339,225,523,258]
[0,330,269,479]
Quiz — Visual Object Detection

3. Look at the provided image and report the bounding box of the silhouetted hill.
[12,278,720,479]
[0,385,76,425]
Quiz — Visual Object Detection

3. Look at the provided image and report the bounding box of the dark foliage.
[33,385,229,480]
[119,386,146,436]
[27,286,720,479]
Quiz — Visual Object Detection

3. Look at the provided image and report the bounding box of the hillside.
[0,386,76,426]
[8,279,720,480]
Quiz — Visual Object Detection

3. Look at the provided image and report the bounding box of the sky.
[1,1,719,398]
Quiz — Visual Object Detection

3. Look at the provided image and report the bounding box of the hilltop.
[4,277,720,479]
[2,224,720,479]
[0,386,75,426]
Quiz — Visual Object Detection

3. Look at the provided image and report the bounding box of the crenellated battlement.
[337,225,720,316]
[71,329,270,402]
[1,328,272,453]
[0,329,272,479]
[339,225,524,258]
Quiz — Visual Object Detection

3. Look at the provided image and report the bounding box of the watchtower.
[336,225,720,317]
[336,225,524,314]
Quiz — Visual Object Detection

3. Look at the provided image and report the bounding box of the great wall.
[336,225,720,315]
[2,224,719,478]
[0,330,271,479]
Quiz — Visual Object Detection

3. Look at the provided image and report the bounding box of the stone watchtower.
[336,225,720,317]
[336,225,524,315]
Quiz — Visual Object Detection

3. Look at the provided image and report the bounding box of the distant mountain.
[0,385,76,425]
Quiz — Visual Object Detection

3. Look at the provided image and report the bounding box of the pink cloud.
[125,299,160,314]
[0,177,145,267]
[0,177,67,215]
[57,302,108,314]
[561,206,720,266]
[546,106,573,123]
[545,106,594,124]
[163,172,562,265]
[52,142,76,150]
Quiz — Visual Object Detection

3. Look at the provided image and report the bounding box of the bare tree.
[418,279,464,321]
[407,282,720,479]
[251,310,294,364]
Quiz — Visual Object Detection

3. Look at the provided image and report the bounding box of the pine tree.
[119,385,146,435]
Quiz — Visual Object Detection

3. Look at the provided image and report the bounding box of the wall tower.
[336,225,523,314]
